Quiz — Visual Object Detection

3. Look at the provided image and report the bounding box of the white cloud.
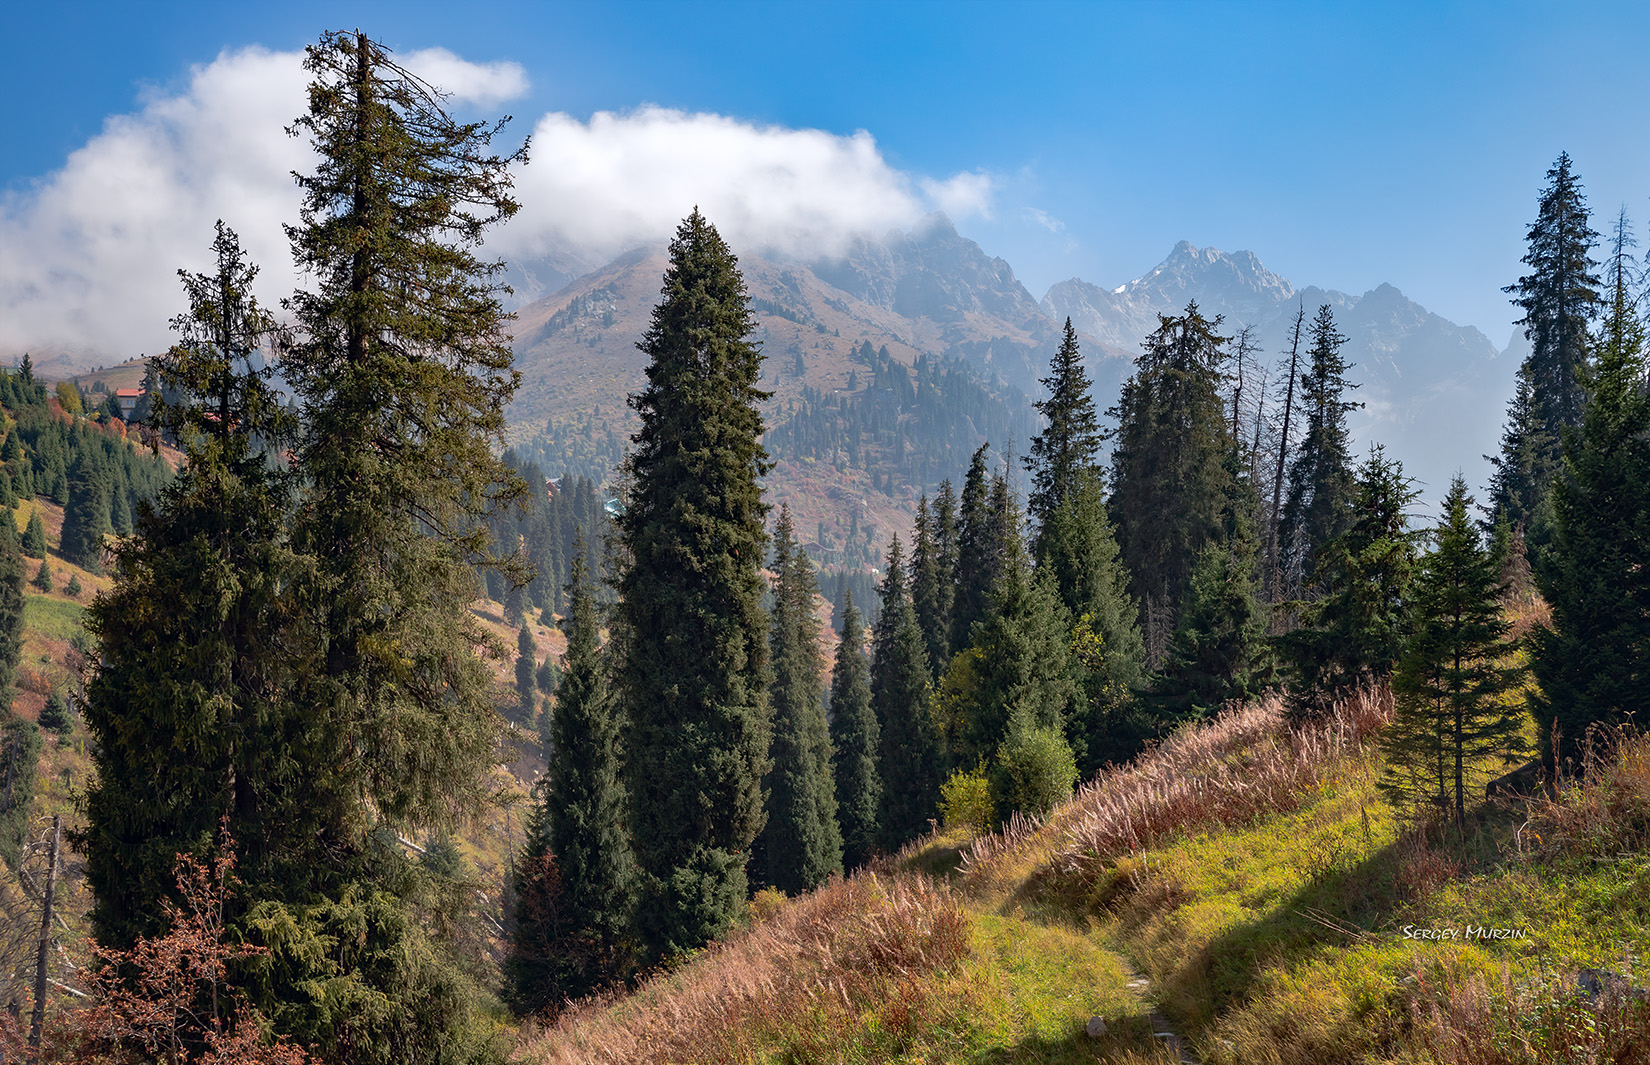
[920,171,995,221]
[497,106,989,269]
[0,53,992,359]
[400,48,529,107]
[1022,207,1065,233]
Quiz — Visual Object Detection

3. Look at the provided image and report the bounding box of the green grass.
[25,593,86,643]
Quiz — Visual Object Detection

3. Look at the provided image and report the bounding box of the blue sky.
[4,1,1648,357]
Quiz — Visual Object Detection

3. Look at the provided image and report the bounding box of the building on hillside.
[115,388,146,420]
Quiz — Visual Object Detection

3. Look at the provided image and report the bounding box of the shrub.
[939,766,993,831]
[991,722,1078,822]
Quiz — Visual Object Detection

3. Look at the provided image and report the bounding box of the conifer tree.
[103,28,528,1056]
[31,558,51,593]
[516,623,537,716]
[1025,317,1103,548]
[1278,304,1361,589]
[758,506,841,893]
[1152,533,1267,721]
[956,510,1075,771]
[1381,477,1526,823]
[83,223,300,960]
[510,549,634,1013]
[1109,302,1236,665]
[829,591,879,870]
[909,495,952,682]
[1279,446,1419,719]
[1492,152,1603,549]
[60,449,111,573]
[282,30,529,901]
[616,210,772,961]
[20,510,45,559]
[1041,471,1146,772]
[0,518,22,697]
[1530,215,1650,771]
[950,445,998,655]
[871,537,940,850]
[0,713,41,870]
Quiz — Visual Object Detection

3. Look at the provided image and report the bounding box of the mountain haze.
[505,227,1512,532]
[1044,241,1513,499]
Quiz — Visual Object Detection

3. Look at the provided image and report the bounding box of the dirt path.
[1124,967,1203,1064]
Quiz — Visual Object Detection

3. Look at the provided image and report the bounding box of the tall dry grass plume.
[961,687,1392,892]
[516,872,970,1064]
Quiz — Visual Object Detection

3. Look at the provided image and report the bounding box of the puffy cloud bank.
[0,46,992,358]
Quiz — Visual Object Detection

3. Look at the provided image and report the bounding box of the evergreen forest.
[2,35,1648,1065]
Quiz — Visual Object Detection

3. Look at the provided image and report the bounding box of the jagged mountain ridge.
[508,224,1513,539]
[1043,241,1513,498]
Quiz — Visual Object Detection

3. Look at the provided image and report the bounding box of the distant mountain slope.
[506,216,1070,562]
[1044,242,1513,498]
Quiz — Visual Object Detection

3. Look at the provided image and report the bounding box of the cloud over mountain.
[0,46,993,359]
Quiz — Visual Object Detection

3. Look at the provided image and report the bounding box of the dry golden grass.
[1519,726,1650,861]
[957,688,1393,897]
[517,872,970,1064]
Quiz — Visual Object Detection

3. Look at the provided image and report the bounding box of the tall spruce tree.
[1530,214,1650,771]
[516,623,538,716]
[1153,532,1268,722]
[758,506,842,894]
[950,445,998,655]
[1025,318,1103,547]
[83,223,301,958]
[1492,152,1603,550]
[1381,477,1526,823]
[1109,302,1236,666]
[1279,446,1419,720]
[909,495,953,682]
[829,591,879,870]
[509,549,634,1014]
[20,510,45,559]
[1278,304,1361,590]
[1040,471,1146,773]
[960,513,1077,772]
[0,516,30,870]
[176,32,525,1061]
[60,449,111,573]
[616,210,772,961]
[871,537,940,851]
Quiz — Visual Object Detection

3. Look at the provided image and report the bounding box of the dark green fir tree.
[909,494,955,683]
[516,622,538,717]
[616,210,772,962]
[60,449,111,573]
[1037,470,1144,771]
[950,445,998,656]
[871,537,940,851]
[1279,446,1419,720]
[1025,317,1103,548]
[1381,477,1526,823]
[1278,304,1361,590]
[757,505,842,894]
[510,549,634,1015]
[1109,302,1237,667]
[21,510,46,559]
[1530,214,1650,772]
[829,590,879,870]
[1491,151,1603,553]
[956,511,1075,773]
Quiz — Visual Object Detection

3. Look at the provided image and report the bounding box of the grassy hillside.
[520,667,1650,1063]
